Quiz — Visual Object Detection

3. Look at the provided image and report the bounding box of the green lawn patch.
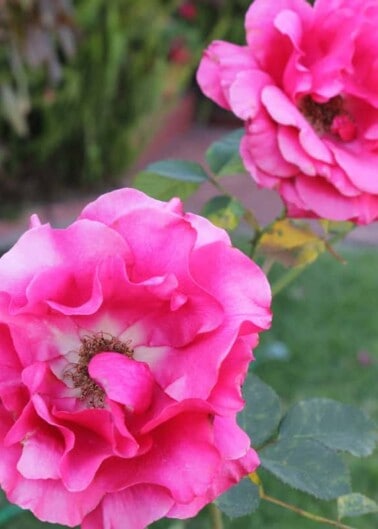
[250,246,378,529]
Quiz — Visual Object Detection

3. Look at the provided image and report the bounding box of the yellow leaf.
[249,472,262,487]
[320,220,354,235]
[258,219,325,267]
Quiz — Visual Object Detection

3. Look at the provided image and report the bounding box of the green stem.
[209,503,224,529]
[271,264,307,296]
[243,209,261,233]
[261,493,357,529]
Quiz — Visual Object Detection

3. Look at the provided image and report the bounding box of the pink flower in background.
[197,0,378,224]
[0,188,271,529]
[168,37,192,65]
[178,1,198,21]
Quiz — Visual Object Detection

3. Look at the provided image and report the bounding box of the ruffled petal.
[261,86,333,163]
[80,188,184,226]
[190,241,271,332]
[89,353,154,413]
[0,220,131,314]
[168,448,259,519]
[197,41,256,109]
[229,69,272,120]
[82,485,174,529]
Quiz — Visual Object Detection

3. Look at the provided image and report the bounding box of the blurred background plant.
[0,0,77,209]
[0,0,255,216]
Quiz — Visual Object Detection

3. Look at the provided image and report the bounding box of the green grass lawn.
[245,245,378,529]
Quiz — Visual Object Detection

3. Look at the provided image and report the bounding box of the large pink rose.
[197,0,378,224]
[0,188,271,529]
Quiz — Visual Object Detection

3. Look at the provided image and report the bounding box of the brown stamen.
[64,333,133,408]
[299,95,357,142]
[299,95,344,135]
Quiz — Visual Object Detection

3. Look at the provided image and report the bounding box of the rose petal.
[261,86,333,163]
[168,448,259,519]
[229,69,272,120]
[243,111,298,177]
[17,426,63,479]
[245,0,312,67]
[102,412,221,503]
[329,143,378,193]
[8,478,104,527]
[80,188,185,226]
[89,353,154,413]
[213,415,251,460]
[294,176,358,221]
[82,485,174,529]
[197,41,256,110]
[0,220,131,314]
[190,241,272,331]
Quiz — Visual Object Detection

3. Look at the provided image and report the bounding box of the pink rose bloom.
[197,0,378,224]
[0,189,271,529]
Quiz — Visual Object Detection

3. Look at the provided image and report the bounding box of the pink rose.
[197,0,378,224]
[0,189,271,529]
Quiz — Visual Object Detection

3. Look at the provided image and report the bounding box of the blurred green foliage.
[0,0,187,206]
[0,0,257,211]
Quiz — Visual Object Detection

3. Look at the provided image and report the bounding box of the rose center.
[65,333,134,408]
[299,95,357,142]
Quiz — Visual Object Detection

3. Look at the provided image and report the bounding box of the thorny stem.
[206,174,229,196]
[209,503,224,529]
[261,493,357,529]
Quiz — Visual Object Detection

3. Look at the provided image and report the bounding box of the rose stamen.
[64,333,133,408]
[299,95,356,141]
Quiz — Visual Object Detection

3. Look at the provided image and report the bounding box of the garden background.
[0,1,377,528]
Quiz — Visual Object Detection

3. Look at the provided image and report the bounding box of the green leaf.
[205,129,245,176]
[279,398,378,457]
[260,438,351,500]
[185,505,210,529]
[201,196,245,231]
[238,373,281,448]
[133,172,200,201]
[0,503,22,524]
[338,493,378,519]
[216,478,260,518]
[255,340,291,364]
[145,160,209,183]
